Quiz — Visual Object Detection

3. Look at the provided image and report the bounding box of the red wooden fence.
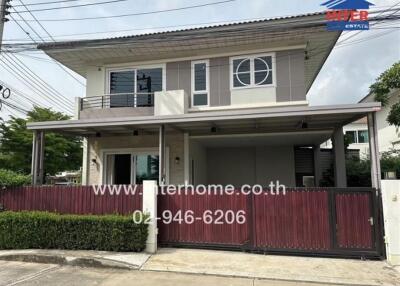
[158,187,383,258]
[158,189,249,245]
[0,186,142,215]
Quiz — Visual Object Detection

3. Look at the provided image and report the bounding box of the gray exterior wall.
[166,61,191,99]
[209,57,231,106]
[166,50,306,108]
[276,50,306,102]
[206,146,296,186]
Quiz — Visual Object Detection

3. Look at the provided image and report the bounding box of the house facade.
[321,117,370,158]
[27,12,382,190]
[360,89,400,153]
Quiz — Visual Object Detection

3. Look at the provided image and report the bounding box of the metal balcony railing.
[80,93,154,110]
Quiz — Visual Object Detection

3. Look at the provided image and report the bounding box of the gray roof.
[36,11,341,92]
[37,12,326,50]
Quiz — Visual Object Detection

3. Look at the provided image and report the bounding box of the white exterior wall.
[381,180,400,266]
[321,122,369,158]
[230,87,276,105]
[375,93,400,152]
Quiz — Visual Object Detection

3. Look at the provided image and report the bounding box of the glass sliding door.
[108,67,163,108]
[104,151,160,184]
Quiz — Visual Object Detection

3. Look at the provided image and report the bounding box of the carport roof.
[27,102,381,137]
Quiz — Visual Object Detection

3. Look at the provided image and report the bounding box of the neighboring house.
[27,12,382,189]
[46,170,82,185]
[321,117,369,158]
[360,89,400,152]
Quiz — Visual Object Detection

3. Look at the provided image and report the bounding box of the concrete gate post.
[142,180,158,253]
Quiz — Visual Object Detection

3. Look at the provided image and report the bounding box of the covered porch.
[27,102,382,189]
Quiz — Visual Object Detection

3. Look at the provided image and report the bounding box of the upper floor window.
[231,53,274,89]
[108,67,163,108]
[345,130,369,144]
[191,60,209,107]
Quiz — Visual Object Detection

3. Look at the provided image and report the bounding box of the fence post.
[143,180,158,253]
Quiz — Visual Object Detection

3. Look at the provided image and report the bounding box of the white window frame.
[191,59,210,107]
[100,147,169,185]
[105,64,166,95]
[229,53,276,90]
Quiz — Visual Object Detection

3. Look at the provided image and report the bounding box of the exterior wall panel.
[209,57,231,106]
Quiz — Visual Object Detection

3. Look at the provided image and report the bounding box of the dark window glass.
[358,130,369,143]
[110,71,135,94]
[255,56,272,71]
[255,71,272,85]
[193,93,208,106]
[136,155,159,184]
[233,73,251,87]
[110,71,135,108]
[136,68,162,107]
[345,131,357,144]
[136,68,163,93]
[233,58,250,73]
[194,63,207,91]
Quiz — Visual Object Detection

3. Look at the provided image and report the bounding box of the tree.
[370,62,400,127]
[0,107,82,176]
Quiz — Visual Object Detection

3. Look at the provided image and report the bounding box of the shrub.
[0,211,148,252]
[0,169,31,188]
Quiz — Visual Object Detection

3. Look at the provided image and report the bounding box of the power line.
[11,0,236,22]
[3,11,399,43]
[16,0,86,86]
[0,55,75,113]
[14,0,128,13]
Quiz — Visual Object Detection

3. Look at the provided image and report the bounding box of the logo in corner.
[322,0,374,31]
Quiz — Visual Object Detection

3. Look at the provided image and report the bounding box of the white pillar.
[332,127,347,187]
[381,180,400,266]
[74,97,81,120]
[368,113,381,189]
[142,180,158,254]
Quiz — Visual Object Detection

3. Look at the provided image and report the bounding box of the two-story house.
[27,12,382,189]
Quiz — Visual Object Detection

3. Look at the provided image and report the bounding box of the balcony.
[78,93,155,119]
[75,90,189,120]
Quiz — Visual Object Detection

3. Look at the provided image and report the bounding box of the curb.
[0,254,136,270]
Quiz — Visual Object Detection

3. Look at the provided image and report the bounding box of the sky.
[0,0,399,119]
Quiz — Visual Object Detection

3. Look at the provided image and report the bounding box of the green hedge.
[0,211,148,252]
[0,169,31,188]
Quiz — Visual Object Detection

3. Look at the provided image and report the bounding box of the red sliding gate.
[158,188,384,258]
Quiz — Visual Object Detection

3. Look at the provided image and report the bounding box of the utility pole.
[0,0,11,52]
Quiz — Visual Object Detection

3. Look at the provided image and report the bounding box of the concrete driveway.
[0,260,335,286]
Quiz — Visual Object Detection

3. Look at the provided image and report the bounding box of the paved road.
[0,261,341,286]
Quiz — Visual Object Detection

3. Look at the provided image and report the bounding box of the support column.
[158,125,166,185]
[183,133,190,185]
[368,112,381,189]
[313,145,322,187]
[31,130,45,185]
[81,137,89,185]
[332,127,347,187]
